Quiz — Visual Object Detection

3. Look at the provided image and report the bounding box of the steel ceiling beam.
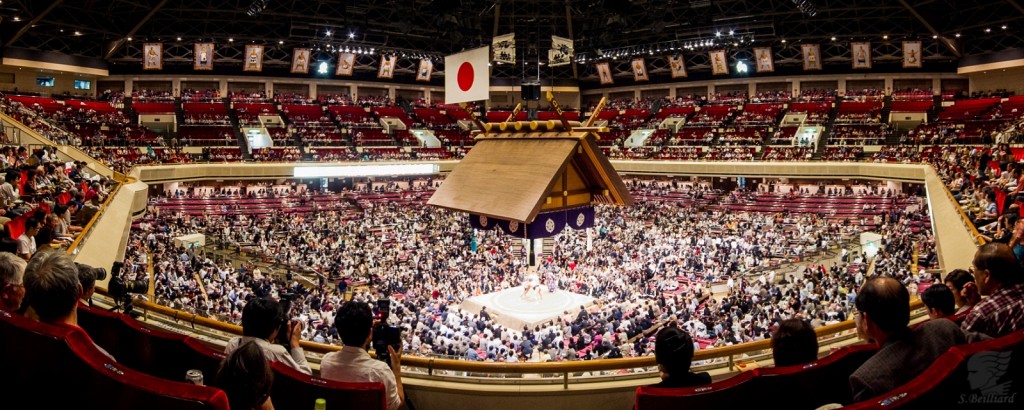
[103,0,169,60]
[1006,0,1024,16]
[897,0,961,57]
[4,0,64,47]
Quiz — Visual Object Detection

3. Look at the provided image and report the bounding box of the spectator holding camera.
[225,296,311,375]
[321,301,405,410]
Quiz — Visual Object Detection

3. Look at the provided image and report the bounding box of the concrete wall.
[72,181,148,288]
[0,64,100,98]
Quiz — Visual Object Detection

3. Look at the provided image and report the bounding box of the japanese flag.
[445,46,490,104]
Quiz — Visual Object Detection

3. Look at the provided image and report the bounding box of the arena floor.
[460,286,596,330]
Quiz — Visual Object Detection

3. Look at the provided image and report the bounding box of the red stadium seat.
[635,369,757,410]
[270,361,388,410]
[77,304,227,382]
[0,310,229,410]
[843,330,1024,409]
[755,343,877,408]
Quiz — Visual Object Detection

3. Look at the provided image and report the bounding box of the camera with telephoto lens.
[107,262,149,299]
[75,262,108,283]
[372,299,401,368]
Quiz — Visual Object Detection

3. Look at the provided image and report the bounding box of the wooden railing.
[103,291,924,388]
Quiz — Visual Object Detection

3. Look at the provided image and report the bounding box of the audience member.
[944,269,980,315]
[225,296,312,375]
[17,218,39,260]
[849,276,979,401]
[962,243,1024,338]
[320,301,404,410]
[771,318,820,367]
[22,249,115,360]
[920,283,956,321]
[650,325,711,388]
[214,340,276,410]
[0,251,27,311]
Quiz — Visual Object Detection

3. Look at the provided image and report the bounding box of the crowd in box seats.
[607,146,659,160]
[891,88,934,101]
[309,147,360,161]
[228,89,269,103]
[821,147,863,161]
[768,126,799,145]
[652,146,702,160]
[707,92,747,105]
[835,102,883,124]
[233,103,276,125]
[733,104,784,125]
[361,148,410,161]
[705,146,756,161]
[717,126,769,145]
[280,104,329,125]
[329,105,375,125]
[182,103,230,125]
[180,88,221,102]
[177,126,236,146]
[830,124,888,145]
[763,147,813,161]
[131,89,175,102]
[748,91,791,103]
[843,88,885,102]
[689,106,734,126]
[131,175,936,369]
[787,102,831,124]
[796,88,838,102]
[273,92,314,105]
[869,145,922,163]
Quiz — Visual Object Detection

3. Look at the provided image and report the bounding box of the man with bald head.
[849,276,981,402]
[962,242,1024,338]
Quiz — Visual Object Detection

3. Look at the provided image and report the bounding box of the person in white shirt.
[224,296,312,375]
[17,219,39,261]
[320,301,404,410]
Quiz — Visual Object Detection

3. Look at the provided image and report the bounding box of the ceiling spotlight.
[1002,25,1008,30]
[883,34,888,40]
[831,36,836,41]
[985,28,992,33]
[75,31,82,36]
[348,32,355,39]
[127,37,132,41]
[781,39,787,43]
[729,30,734,35]
[12,16,19,22]
[325,30,332,36]
[716,31,721,37]
[955,33,961,38]
[278,40,284,44]
[932,34,938,39]
[229,38,234,42]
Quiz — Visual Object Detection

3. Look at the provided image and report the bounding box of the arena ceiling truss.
[0,0,1021,79]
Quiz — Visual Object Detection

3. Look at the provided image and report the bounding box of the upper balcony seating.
[413,108,454,126]
[64,99,119,114]
[7,95,63,113]
[937,98,1001,122]
[0,309,229,410]
[372,107,415,127]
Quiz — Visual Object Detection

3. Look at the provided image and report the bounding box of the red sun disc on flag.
[457,62,474,91]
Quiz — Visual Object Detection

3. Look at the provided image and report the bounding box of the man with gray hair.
[23,249,114,360]
[0,251,28,312]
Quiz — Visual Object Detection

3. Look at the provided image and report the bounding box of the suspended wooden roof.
[428,121,633,223]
